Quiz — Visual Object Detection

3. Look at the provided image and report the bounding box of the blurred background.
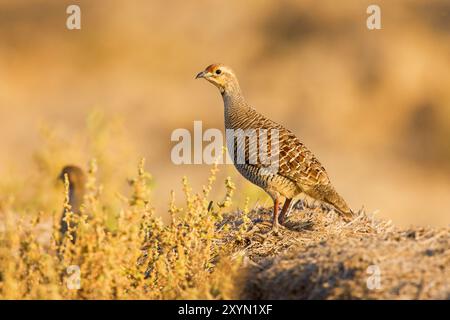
[0,0,449,226]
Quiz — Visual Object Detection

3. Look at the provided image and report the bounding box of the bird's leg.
[272,197,280,232]
[278,198,292,225]
[257,197,285,238]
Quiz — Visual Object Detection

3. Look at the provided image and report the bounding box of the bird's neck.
[69,186,85,213]
[222,86,249,117]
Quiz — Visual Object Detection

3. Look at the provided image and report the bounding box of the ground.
[223,201,450,299]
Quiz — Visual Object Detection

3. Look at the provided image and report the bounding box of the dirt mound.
[224,201,450,299]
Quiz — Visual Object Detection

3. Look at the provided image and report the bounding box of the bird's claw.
[259,223,286,239]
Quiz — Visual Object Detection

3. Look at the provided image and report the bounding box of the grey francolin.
[58,165,86,241]
[196,64,353,232]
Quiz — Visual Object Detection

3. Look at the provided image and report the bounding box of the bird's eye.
[215,69,222,75]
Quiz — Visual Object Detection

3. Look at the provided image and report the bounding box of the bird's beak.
[195,71,207,79]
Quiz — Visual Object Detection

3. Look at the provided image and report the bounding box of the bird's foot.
[259,223,286,238]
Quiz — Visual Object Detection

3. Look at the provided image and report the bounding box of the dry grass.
[225,203,450,299]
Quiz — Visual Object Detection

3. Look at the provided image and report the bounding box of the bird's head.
[58,165,86,189]
[195,64,240,94]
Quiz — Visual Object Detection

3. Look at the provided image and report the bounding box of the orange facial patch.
[206,64,220,73]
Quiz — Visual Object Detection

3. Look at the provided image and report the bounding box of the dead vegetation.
[223,202,450,299]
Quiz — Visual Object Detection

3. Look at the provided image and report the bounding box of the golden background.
[1,0,449,226]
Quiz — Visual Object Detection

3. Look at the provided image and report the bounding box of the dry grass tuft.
[225,202,450,299]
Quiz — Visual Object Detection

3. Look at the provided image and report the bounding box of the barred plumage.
[196,64,353,231]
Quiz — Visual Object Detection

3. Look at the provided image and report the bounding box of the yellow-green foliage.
[135,164,242,299]
[0,159,243,299]
[0,114,244,299]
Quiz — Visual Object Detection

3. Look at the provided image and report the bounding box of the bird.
[58,165,86,242]
[196,64,353,232]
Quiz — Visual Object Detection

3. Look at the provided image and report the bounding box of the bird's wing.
[277,130,332,188]
[244,111,332,188]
